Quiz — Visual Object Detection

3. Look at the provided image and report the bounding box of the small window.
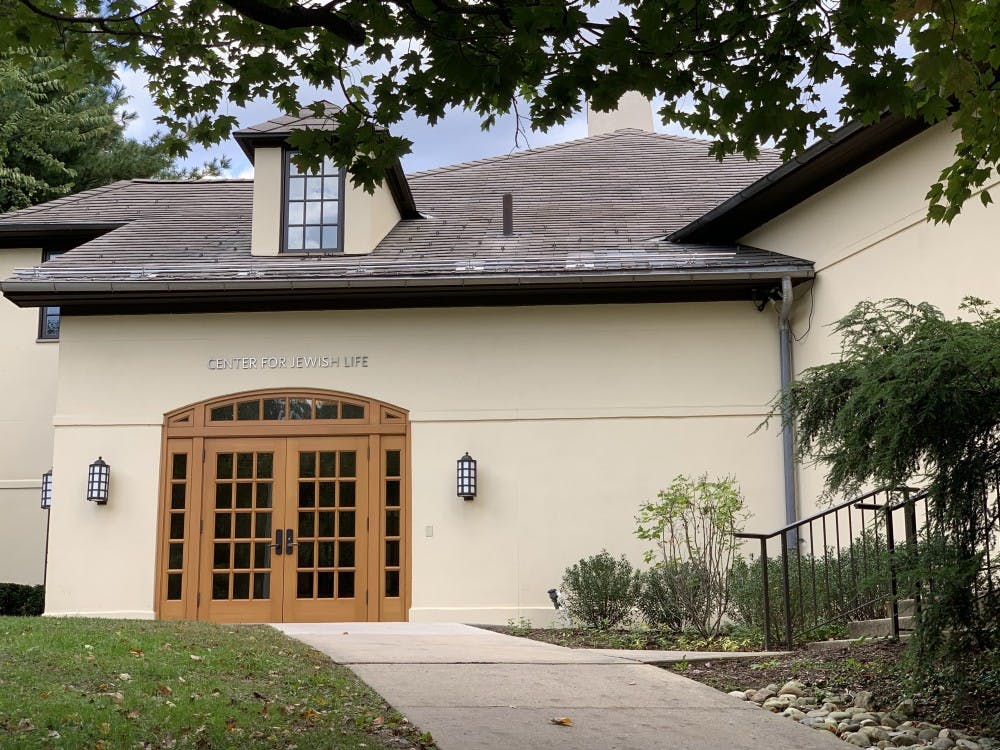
[38,249,64,340]
[283,151,343,253]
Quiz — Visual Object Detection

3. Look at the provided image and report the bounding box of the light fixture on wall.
[40,469,53,510]
[457,452,477,501]
[87,457,111,505]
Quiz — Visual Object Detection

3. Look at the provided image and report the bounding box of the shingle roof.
[0,128,813,310]
[233,101,342,137]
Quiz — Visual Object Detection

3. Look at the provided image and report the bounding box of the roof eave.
[669,113,932,244]
[1,265,815,311]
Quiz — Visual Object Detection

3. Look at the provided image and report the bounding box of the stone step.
[891,598,916,618]
[847,615,915,639]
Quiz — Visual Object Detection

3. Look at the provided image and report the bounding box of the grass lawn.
[0,617,433,749]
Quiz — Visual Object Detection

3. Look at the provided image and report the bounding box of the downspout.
[778,276,798,532]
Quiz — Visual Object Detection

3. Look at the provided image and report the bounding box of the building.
[0,99,994,624]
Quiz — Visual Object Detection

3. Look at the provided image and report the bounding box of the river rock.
[728,690,748,700]
[779,680,806,697]
[750,688,775,703]
[932,739,956,750]
[844,731,875,747]
[853,691,875,710]
[956,741,981,750]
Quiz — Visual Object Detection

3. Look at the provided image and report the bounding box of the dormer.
[233,102,418,257]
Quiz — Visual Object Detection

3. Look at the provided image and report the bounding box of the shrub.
[636,563,686,630]
[635,474,748,638]
[0,583,45,616]
[560,551,640,628]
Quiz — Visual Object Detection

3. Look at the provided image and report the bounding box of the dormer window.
[284,151,344,253]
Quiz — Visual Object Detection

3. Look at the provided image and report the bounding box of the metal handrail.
[735,486,929,650]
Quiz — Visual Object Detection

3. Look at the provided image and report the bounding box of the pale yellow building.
[0,101,988,624]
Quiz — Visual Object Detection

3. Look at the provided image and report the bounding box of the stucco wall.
[0,248,57,585]
[743,122,1000,518]
[47,302,789,622]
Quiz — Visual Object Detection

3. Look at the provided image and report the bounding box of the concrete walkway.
[274,622,843,750]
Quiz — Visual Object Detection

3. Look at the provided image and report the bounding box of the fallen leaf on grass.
[225,717,237,732]
[549,717,573,726]
[190,655,203,661]
[126,710,140,720]
[100,722,111,735]
[155,685,173,697]
[130,648,144,657]
[17,718,34,730]
[119,673,132,681]
[372,716,384,727]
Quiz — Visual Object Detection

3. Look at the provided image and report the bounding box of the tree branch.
[217,0,365,45]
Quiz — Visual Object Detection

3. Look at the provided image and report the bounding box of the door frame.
[154,388,411,622]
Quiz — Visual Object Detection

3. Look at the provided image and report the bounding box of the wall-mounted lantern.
[457,452,477,501]
[87,457,111,505]
[40,469,53,510]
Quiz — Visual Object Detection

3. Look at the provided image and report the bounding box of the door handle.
[272,528,283,555]
[285,528,297,555]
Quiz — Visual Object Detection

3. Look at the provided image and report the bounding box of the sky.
[116,69,691,179]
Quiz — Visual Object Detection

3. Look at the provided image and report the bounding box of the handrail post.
[781,530,793,648]
[760,538,772,651]
[885,503,899,639]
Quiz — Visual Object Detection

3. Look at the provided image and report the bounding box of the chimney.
[586,92,654,137]
[502,193,513,236]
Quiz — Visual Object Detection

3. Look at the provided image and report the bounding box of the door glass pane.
[210,405,234,422]
[171,483,186,509]
[169,514,185,539]
[254,573,270,599]
[386,509,400,537]
[338,541,355,567]
[385,540,400,567]
[289,398,313,419]
[254,542,270,568]
[339,452,356,477]
[236,453,254,478]
[318,541,334,567]
[214,543,230,568]
[318,482,335,507]
[386,480,400,507]
[339,571,355,598]
[257,453,273,479]
[319,452,335,477]
[255,513,271,538]
[216,453,233,479]
[234,513,252,538]
[317,572,334,598]
[298,572,313,598]
[319,512,335,537]
[167,573,182,600]
[263,399,286,420]
[339,511,355,537]
[237,400,260,420]
[299,482,315,508]
[339,482,355,507]
[234,543,251,569]
[298,542,314,567]
[214,513,231,539]
[386,450,401,477]
[168,543,184,569]
[215,484,232,509]
[256,483,272,508]
[385,570,400,597]
[172,454,187,480]
[341,403,365,419]
[315,400,338,419]
[233,573,250,600]
[299,452,316,478]
[299,511,315,537]
[212,573,229,599]
[236,483,253,508]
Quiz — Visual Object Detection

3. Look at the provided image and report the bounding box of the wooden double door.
[157,390,409,623]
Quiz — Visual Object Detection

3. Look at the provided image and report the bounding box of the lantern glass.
[40,469,53,510]
[87,457,111,504]
[457,452,477,500]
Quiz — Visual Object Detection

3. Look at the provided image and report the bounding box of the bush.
[0,584,44,616]
[635,474,748,638]
[636,563,686,630]
[561,551,640,628]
